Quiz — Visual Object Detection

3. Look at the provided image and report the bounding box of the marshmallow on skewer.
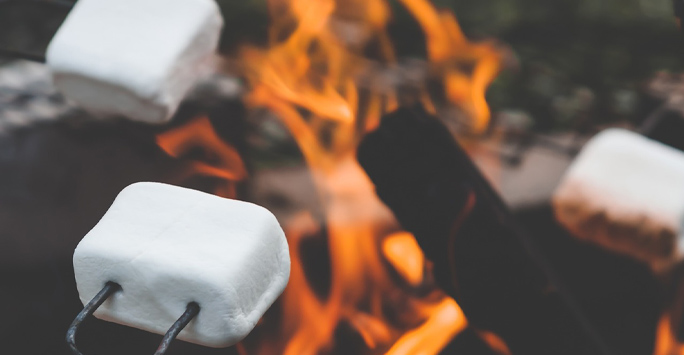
[46,0,223,123]
[553,129,684,270]
[73,182,290,347]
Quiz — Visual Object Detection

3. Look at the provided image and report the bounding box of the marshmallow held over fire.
[553,129,684,269]
[73,182,290,347]
[46,0,223,123]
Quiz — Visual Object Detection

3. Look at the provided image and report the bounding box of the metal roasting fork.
[66,282,201,355]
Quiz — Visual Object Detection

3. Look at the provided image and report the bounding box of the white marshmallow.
[553,129,684,269]
[73,182,290,348]
[46,0,223,123]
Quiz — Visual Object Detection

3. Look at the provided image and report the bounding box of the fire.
[244,155,468,355]
[155,116,247,198]
[382,232,425,287]
[157,0,504,353]
[398,0,503,133]
[655,314,684,355]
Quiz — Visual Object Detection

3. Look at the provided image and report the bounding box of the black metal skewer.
[154,302,201,355]
[66,281,121,355]
[66,282,201,355]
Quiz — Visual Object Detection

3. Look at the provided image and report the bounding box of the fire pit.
[1,0,683,355]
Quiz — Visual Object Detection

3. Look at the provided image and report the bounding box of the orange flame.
[382,232,425,287]
[250,156,467,355]
[156,116,247,198]
[655,314,684,355]
[158,0,505,353]
[398,0,504,133]
[241,0,359,124]
[238,0,499,353]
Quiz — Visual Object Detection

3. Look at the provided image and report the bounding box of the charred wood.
[357,105,613,355]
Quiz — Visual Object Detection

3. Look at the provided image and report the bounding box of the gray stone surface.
[0,60,74,133]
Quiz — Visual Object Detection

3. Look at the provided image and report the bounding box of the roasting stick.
[66,182,290,354]
[67,285,203,355]
[67,281,201,355]
[66,282,121,355]
[154,302,201,355]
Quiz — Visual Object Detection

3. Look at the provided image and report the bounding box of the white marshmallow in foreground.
[46,0,223,123]
[553,129,684,269]
[73,182,290,347]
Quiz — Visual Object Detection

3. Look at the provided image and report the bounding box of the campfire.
[3,0,684,354]
[158,0,503,353]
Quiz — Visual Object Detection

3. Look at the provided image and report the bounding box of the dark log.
[357,105,614,355]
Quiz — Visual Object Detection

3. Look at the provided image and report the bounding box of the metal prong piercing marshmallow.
[72,182,290,347]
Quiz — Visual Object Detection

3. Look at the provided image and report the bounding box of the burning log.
[357,105,613,355]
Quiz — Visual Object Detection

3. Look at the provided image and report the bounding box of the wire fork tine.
[66,282,121,355]
[155,302,201,355]
[66,281,201,355]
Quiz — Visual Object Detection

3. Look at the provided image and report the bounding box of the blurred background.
[2,0,683,133]
[1,0,684,354]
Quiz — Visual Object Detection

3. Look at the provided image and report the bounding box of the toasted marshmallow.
[553,129,684,269]
[73,182,290,347]
[46,0,223,123]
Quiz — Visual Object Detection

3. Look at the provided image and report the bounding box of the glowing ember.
[157,0,504,353]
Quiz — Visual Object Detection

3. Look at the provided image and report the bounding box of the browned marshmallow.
[553,129,684,270]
